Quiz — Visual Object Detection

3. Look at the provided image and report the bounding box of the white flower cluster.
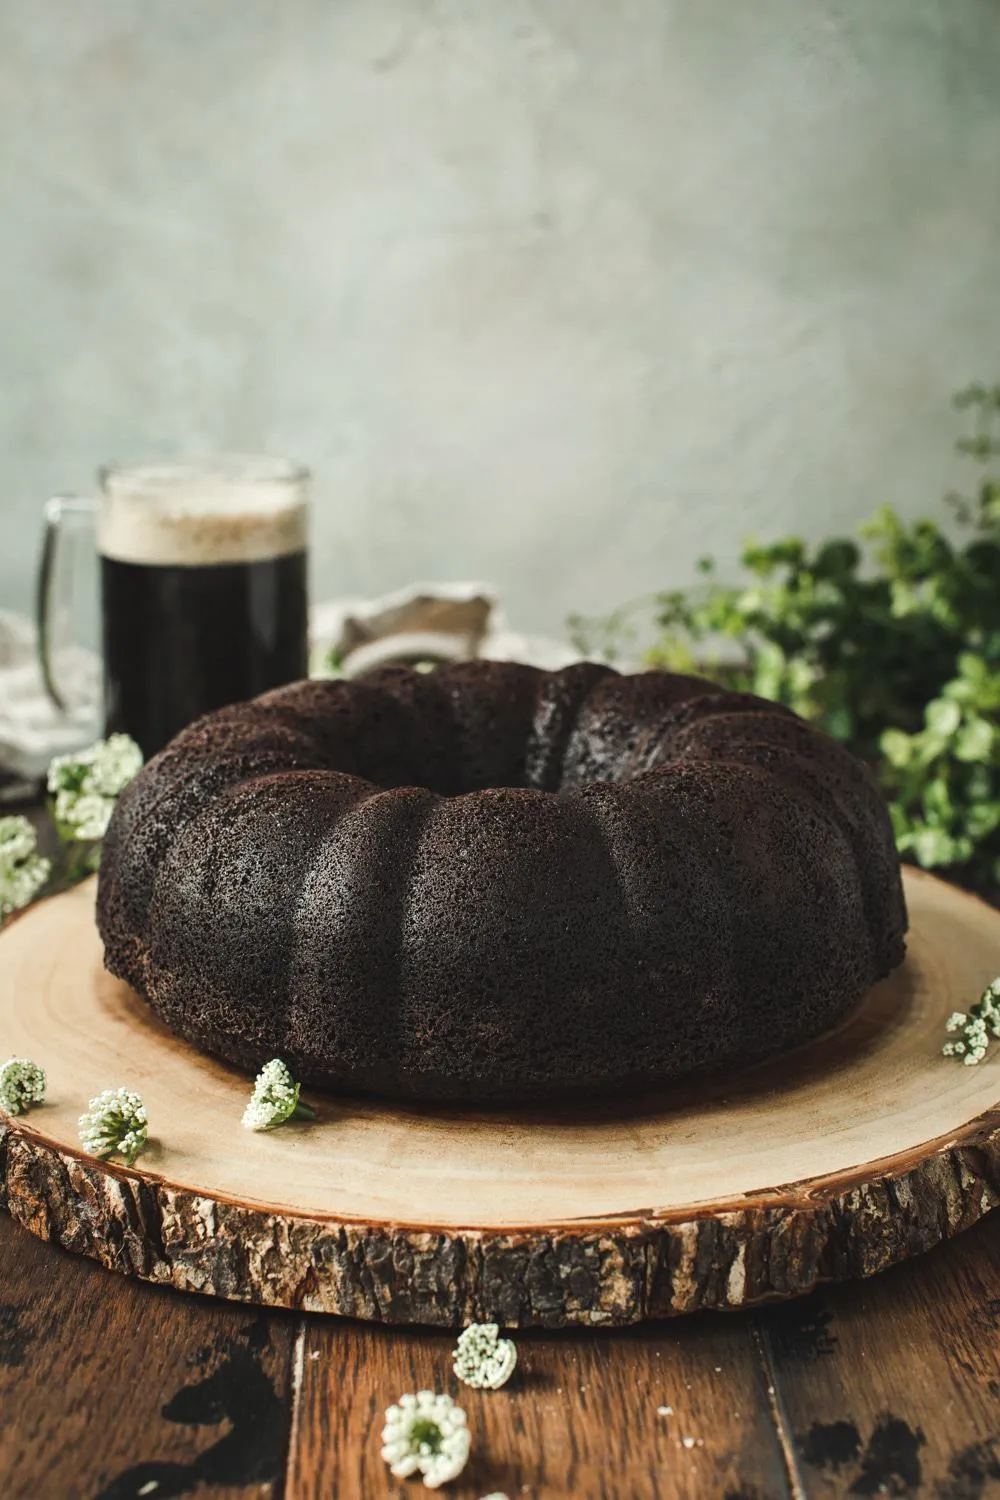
[48,734,143,843]
[0,815,50,917]
[453,1322,518,1391]
[242,1058,315,1131]
[381,1391,470,1489]
[78,1087,148,1165]
[0,1057,46,1115]
[942,978,1000,1065]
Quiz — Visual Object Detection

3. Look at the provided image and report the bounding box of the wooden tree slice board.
[2,868,1000,1328]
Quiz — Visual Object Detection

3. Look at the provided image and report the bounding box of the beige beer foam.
[98,460,309,567]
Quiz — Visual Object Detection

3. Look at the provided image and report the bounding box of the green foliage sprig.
[569,385,1000,889]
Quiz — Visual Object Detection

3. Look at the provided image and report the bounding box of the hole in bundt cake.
[251,663,804,799]
[252,661,778,797]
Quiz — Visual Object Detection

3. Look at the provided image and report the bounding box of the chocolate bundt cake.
[97,662,907,1103]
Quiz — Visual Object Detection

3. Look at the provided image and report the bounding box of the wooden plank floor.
[3,1209,1000,1499]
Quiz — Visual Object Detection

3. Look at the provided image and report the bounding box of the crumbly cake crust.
[97,662,908,1102]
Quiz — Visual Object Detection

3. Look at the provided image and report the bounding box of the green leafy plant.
[569,385,1000,889]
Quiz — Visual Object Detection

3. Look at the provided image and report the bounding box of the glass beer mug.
[38,458,310,760]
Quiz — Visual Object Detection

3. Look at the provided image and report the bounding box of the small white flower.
[87,734,145,797]
[48,744,96,796]
[0,1057,46,1115]
[241,1058,315,1131]
[0,816,50,917]
[78,1087,148,1166]
[56,790,114,842]
[381,1391,470,1489]
[0,817,39,864]
[48,735,143,846]
[980,985,1000,1037]
[943,976,1000,1066]
[453,1322,518,1391]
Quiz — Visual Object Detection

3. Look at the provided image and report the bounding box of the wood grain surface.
[284,1308,790,1500]
[760,1210,1000,1496]
[3,867,1000,1327]
[4,1206,1000,1498]
[0,1209,296,1499]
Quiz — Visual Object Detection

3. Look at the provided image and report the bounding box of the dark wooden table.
[3,1201,1000,1498]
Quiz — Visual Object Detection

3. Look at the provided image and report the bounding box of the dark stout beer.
[98,461,309,758]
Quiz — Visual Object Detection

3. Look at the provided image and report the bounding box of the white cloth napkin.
[310,581,581,678]
[0,611,101,780]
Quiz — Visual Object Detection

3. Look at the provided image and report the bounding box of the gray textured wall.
[3,0,1000,635]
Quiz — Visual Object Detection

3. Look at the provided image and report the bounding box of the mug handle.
[36,496,99,713]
